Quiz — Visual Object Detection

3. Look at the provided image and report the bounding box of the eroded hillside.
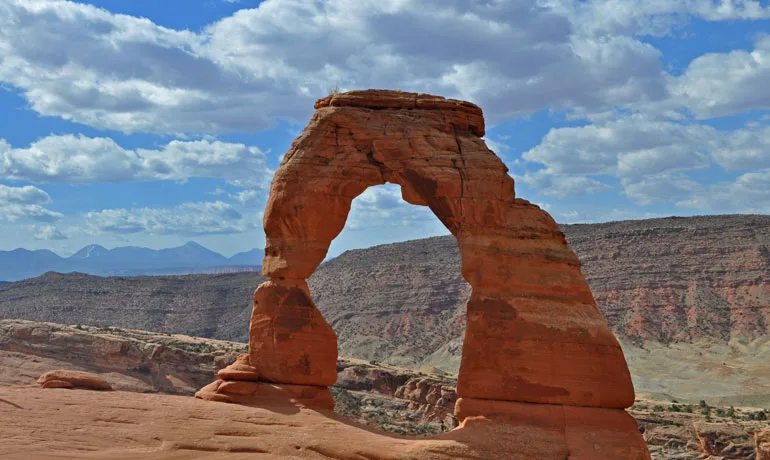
[0,215,768,375]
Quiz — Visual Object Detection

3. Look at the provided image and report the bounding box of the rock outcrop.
[758,430,770,460]
[0,319,244,394]
[195,353,335,410]
[231,89,649,458]
[37,369,112,390]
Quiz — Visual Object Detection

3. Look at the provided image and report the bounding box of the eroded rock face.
[37,370,112,391]
[249,279,337,386]
[258,90,633,405]
[757,430,770,460]
[238,89,647,457]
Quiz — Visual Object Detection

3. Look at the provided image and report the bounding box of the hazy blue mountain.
[68,244,109,260]
[228,248,265,266]
[0,242,261,282]
[0,249,66,281]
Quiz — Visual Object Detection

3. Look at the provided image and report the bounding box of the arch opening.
[197,91,645,454]
[310,182,466,435]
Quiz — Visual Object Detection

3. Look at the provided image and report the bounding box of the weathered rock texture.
[37,369,112,390]
[758,430,770,460]
[0,319,246,394]
[0,385,655,460]
[248,89,648,457]
[194,352,335,410]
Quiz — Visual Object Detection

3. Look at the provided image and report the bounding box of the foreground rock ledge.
[0,387,650,459]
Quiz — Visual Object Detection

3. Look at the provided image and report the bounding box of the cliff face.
[565,215,770,345]
[0,215,768,371]
[0,272,264,342]
[310,214,770,366]
[309,236,469,369]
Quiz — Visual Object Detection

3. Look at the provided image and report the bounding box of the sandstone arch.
[257,89,634,407]
[198,90,650,458]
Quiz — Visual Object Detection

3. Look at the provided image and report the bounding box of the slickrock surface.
[37,369,111,390]
[0,386,653,460]
[0,319,245,394]
[2,320,767,456]
[0,320,457,434]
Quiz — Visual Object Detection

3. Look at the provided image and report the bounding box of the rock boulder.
[37,370,111,391]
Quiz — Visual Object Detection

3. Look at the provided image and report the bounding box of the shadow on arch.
[251,89,636,419]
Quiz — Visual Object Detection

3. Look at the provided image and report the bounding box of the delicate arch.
[253,90,634,411]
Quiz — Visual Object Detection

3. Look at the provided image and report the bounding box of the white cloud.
[0,183,51,205]
[558,0,770,37]
[524,118,718,178]
[29,224,66,240]
[519,170,612,197]
[623,173,705,206]
[230,189,260,207]
[673,36,770,119]
[0,184,62,222]
[345,184,437,230]
[86,201,258,235]
[0,0,671,134]
[679,169,770,212]
[522,116,770,205]
[0,135,271,188]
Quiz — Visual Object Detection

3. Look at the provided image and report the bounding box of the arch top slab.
[257,89,636,410]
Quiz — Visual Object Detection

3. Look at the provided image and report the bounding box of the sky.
[0,0,769,258]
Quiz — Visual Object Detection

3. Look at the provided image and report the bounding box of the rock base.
[455,398,651,460]
[195,379,334,411]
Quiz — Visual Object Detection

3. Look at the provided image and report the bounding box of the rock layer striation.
[235,89,649,458]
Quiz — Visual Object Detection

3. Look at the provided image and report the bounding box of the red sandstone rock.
[37,370,111,391]
[39,379,73,389]
[194,379,334,410]
[249,279,337,386]
[189,89,647,457]
[216,354,259,381]
[4,385,644,460]
[455,398,650,459]
[259,89,634,408]
[757,430,770,460]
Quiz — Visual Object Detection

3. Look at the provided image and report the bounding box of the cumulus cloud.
[519,170,612,197]
[679,169,770,212]
[522,116,770,205]
[0,135,271,188]
[672,35,770,119]
[0,184,62,222]
[86,201,257,235]
[29,224,67,240]
[0,0,673,134]
[345,184,437,230]
[558,0,770,37]
[230,189,260,207]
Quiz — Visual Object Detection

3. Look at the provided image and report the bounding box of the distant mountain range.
[0,242,263,281]
[2,214,766,374]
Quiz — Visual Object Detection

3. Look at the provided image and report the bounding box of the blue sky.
[0,0,769,257]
